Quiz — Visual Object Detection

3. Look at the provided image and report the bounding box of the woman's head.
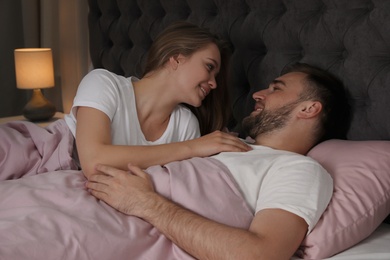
[144,21,224,75]
[143,21,232,135]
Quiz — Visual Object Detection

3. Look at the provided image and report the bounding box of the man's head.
[242,63,351,145]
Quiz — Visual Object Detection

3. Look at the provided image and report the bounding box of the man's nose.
[252,89,266,100]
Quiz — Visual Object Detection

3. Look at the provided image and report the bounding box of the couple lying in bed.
[0,61,350,259]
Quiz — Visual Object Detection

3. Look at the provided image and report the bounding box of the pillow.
[296,139,390,259]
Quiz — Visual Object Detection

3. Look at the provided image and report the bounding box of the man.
[86,63,350,259]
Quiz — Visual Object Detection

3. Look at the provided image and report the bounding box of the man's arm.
[86,164,308,260]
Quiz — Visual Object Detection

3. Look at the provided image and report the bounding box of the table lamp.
[14,48,56,121]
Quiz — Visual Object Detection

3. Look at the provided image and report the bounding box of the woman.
[65,21,251,179]
[0,21,250,182]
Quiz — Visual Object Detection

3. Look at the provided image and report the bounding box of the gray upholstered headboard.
[88,0,390,141]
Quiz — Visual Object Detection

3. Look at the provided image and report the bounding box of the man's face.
[242,72,307,138]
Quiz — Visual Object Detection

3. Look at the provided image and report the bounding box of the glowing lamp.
[14,48,56,121]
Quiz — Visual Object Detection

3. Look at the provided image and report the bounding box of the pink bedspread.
[0,120,78,180]
[0,157,254,259]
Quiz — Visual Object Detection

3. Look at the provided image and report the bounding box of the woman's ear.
[168,56,179,70]
[297,101,322,119]
[169,54,186,71]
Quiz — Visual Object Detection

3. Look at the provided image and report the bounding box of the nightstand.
[0,112,65,127]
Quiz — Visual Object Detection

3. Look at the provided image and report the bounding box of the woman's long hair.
[142,21,232,135]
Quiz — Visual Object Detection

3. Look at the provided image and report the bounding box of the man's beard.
[242,100,301,139]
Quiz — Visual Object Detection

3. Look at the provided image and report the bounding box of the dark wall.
[0,0,27,117]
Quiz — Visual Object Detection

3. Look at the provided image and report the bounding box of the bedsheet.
[0,120,78,180]
[0,157,253,259]
[325,223,390,260]
[292,223,390,260]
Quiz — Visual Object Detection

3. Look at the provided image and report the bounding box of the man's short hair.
[281,63,351,143]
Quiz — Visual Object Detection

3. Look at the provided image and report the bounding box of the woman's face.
[173,43,221,107]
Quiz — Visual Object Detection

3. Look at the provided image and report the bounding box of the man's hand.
[86,164,155,216]
[86,164,307,260]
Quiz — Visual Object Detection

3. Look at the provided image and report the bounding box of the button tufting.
[342,50,348,59]
[88,0,390,141]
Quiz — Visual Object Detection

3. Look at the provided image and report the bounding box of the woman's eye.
[207,64,214,71]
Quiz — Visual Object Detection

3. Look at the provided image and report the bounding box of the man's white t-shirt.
[212,144,333,233]
[65,69,200,145]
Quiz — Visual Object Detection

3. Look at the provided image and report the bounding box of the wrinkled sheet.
[0,157,254,260]
[0,120,78,180]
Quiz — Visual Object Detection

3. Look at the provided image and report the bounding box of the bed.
[0,0,389,259]
[88,0,390,259]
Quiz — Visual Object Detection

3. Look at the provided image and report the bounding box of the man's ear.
[297,101,322,119]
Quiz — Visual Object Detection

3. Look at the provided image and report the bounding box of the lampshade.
[14,48,55,89]
[14,48,56,121]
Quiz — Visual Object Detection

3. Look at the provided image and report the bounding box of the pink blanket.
[0,157,254,259]
[0,120,78,180]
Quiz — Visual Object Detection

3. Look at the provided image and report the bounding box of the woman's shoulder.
[84,68,125,80]
[170,105,200,133]
[173,105,197,119]
[79,69,134,91]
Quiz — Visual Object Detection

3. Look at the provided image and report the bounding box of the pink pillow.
[296,139,390,259]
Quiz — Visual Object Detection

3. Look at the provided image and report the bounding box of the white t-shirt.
[65,69,200,145]
[212,144,333,233]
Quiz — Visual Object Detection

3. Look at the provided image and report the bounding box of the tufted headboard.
[87,0,390,141]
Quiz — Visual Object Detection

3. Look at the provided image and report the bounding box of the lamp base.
[23,89,56,121]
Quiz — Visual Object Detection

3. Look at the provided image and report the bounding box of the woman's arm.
[76,107,251,179]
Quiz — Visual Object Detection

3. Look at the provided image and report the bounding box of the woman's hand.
[185,130,252,157]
